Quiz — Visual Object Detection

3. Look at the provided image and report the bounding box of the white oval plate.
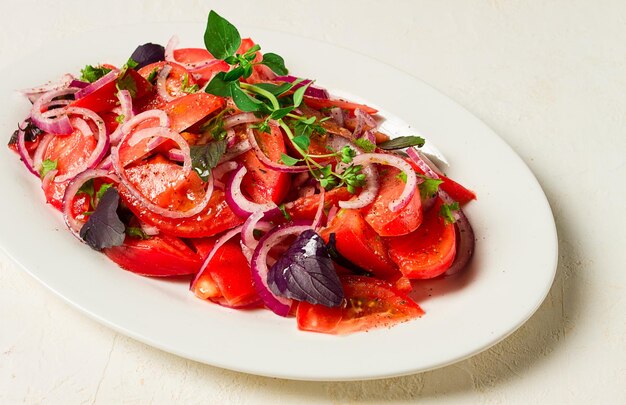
[0,22,557,381]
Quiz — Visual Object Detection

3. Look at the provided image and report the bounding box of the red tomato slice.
[135,61,197,110]
[104,234,202,276]
[362,167,423,237]
[41,120,97,209]
[319,209,400,280]
[71,69,152,113]
[286,187,352,221]
[190,238,260,308]
[117,156,244,238]
[385,198,457,279]
[238,123,290,204]
[173,48,229,85]
[303,96,378,114]
[296,276,424,334]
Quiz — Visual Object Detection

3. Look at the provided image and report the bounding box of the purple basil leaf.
[79,188,125,251]
[130,43,165,70]
[8,118,43,145]
[267,229,344,307]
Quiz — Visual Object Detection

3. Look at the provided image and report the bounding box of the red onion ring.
[223,112,261,129]
[225,165,278,217]
[440,191,475,277]
[168,148,184,162]
[71,117,93,137]
[241,210,267,249]
[30,87,78,135]
[120,109,169,135]
[15,122,38,176]
[97,155,112,171]
[41,168,58,192]
[190,225,244,291]
[274,75,330,99]
[32,134,54,174]
[406,147,442,178]
[156,64,175,102]
[62,169,120,236]
[246,125,309,173]
[353,108,377,138]
[75,69,119,100]
[218,139,252,163]
[20,73,74,101]
[53,107,109,183]
[312,187,326,229]
[339,153,416,212]
[251,221,314,316]
[109,90,134,146]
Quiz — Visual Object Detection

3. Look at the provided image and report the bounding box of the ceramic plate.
[0,22,557,381]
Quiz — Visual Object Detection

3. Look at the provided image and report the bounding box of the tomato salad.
[8,11,476,335]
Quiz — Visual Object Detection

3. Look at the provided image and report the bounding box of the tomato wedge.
[71,69,152,113]
[118,156,244,238]
[319,209,400,280]
[286,187,352,221]
[41,119,97,209]
[405,158,476,204]
[362,167,423,237]
[303,96,378,114]
[173,48,229,85]
[136,61,197,110]
[239,123,290,204]
[104,234,202,276]
[385,198,457,279]
[190,238,260,308]
[296,276,424,334]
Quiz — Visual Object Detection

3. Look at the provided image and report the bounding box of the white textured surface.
[0,0,624,403]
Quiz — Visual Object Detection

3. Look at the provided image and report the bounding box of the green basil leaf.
[230,85,263,112]
[126,227,150,240]
[39,159,57,178]
[270,106,294,120]
[378,136,425,150]
[190,139,228,181]
[418,177,443,200]
[204,11,241,60]
[80,65,112,83]
[292,134,311,151]
[353,138,376,153]
[204,72,234,97]
[280,153,300,166]
[260,53,288,75]
[96,183,114,202]
[292,82,311,108]
[253,82,293,97]
[440,201,460,224]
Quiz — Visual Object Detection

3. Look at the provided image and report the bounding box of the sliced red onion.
[41,169,58,192]
[15,123,38,176]
[140,222,160,236]
[312,187,326,229]
[440,191,475,277]
[190,225,244,291]
[62,169,120,236]
[212,161,238,182]
[30,87,78,135]
[20,74,74,102]
[112,127,215,219]
[97,155,112,171]
[54,107,109,183]
[225,129,236,148]
[241,210,267,249]
[291,172,310,188]
[168,148,184,162]
[251,222,314,316]
[326,205,339,224]
[71,117,93,137]
[407,147,440,179]
[41,99,72,112]
[32,134,54,173]
[225,165,278,217]
[361,129,377,144]
[156,64,175,102]
[120,109,169,136]
[218,139,251,163]
[353,108,377,137]
[75,69,119,100]
[109,90,134,146]
[329,107,344,127]
[339,153,416,212]
[69,79,89,89]
[223,112,261,129]
[274,75,329,99]
[246,126,308,173]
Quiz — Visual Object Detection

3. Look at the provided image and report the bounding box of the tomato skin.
[385,198,457,279]
[104,234,202,276]
[296,276,424,334]
[71,69,152,113]
[405,158,476,204]
[303,96,378,114]
[190,238,260,308]
[173,48,229,85]
[362,167,423,237]
[319,209,400,280]
[117,157,244,238]
[286,187,352,221]
[162,92,225,133]
[239,123,290,204]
